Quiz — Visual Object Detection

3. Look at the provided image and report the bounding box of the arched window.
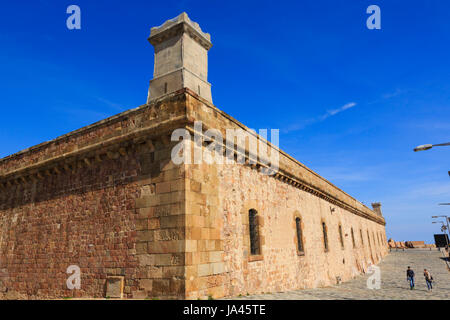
[248,209,260,255]
[351,228,356,248]
[338,225,344,249]
[295,217,304,253]
[322,222,329,252]
[360,229,364,245]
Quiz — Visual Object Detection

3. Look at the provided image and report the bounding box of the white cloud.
[283,102,357,133]
[96,97,125,111]
[320,102,357,120]
[381,88,407,99]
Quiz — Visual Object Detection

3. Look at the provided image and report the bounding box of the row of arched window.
[319,222,385,253]
[248,209,386,256]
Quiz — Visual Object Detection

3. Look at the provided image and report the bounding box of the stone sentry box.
[147,12,213,104]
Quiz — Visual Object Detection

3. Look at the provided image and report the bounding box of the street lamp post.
[432,216,450,251]
[432,215,450,234]
[414,142,450,152]
[432,221,450,250]
[432,221,449,247]
[414,142,450,250]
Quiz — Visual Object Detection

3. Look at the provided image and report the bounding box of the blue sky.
[1,0,449,243]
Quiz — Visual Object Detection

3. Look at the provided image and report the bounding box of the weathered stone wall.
[218,163,387,296]
[0,91,190,299]
[180,91,388,299]
[181,158,388,299]
[0,89,388,299]
[0,148,142,299]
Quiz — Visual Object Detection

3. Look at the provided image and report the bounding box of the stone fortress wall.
[180,92,388,299]
[0,93,191,299]
[0,13,388,299]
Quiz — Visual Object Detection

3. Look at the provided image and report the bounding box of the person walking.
[406,266,415,290]
[424,269,433,292]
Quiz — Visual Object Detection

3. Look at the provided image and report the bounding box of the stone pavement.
[227,249,450,300]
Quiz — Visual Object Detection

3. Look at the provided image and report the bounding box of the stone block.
[148,218,160,230]
[136,242,148,254]
[159,215,181,228]
[152,279,170,295]
[156,181,171,194]
[148,240,184,253]
[208,251,222,263]
[162,266,184,278]
[138,254,155,266]
[211,262,224,275]
[197,263,212,277]
[140,279,153,291]
[106,276,124,298]
[137,230,154,242]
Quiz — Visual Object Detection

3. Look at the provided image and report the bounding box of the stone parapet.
[183,90,385,226]
[0,89,385,226]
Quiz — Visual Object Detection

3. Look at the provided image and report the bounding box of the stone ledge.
[182,91,386,225]
[0,88,385,226]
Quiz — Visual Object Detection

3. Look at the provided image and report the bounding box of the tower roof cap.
[149,12,212,50]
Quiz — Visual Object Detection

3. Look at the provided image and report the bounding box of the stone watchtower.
[371,202,382,216]
[147,12,213,103]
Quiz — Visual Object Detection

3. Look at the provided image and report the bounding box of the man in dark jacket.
[406,266,415,290]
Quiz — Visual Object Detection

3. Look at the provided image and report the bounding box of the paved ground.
[228,249,450,300]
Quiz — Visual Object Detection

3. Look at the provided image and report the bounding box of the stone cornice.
[183,89,386,226]
[0,90,190,185]
[184,125,385,226]
[0,117,185,186]
[149,13,212,50]
[0,88,385,226]
[0,104,146,165]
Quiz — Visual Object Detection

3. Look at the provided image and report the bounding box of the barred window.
[338,225,344,249]
[351,228,356,248]
[295,217,304,253]
[249,209,260,255]
[322,222,329,252]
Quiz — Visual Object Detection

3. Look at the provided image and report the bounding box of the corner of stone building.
[131,125,189,299]
[183,151,226,300]
[129,89,228,300]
